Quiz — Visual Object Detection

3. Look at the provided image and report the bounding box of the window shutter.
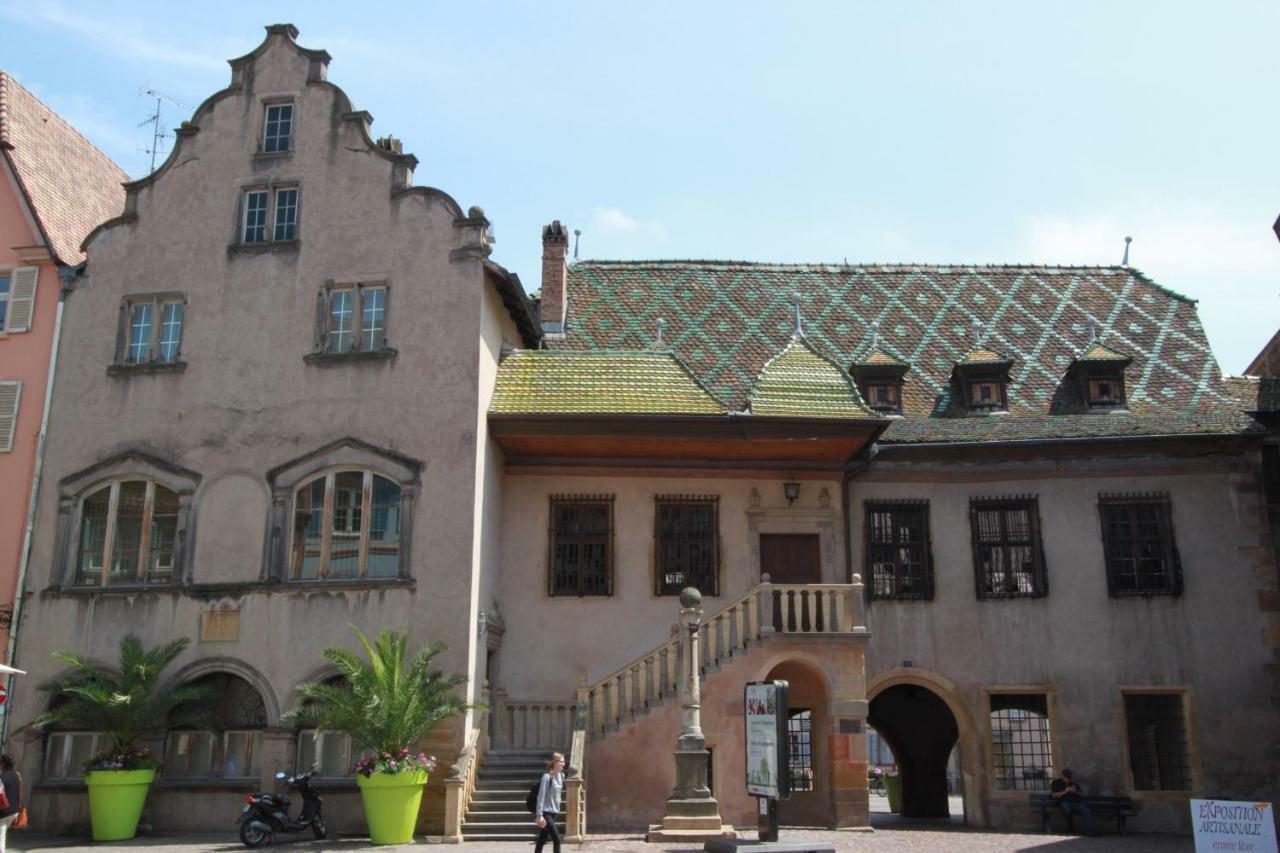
[0,381,21,452]
[114,302,128,364]
[314,288,328,351]
[6,267,39,333]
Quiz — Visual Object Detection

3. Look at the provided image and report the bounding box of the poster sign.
[1191,800,1277,853]
[744,680,789,799]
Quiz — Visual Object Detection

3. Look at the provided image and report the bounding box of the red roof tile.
[0,72,129,265]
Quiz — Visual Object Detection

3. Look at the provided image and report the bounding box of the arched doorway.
[868,682,960,820]
[765,659,831,828]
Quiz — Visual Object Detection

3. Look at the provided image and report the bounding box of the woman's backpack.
[525,776,543,814]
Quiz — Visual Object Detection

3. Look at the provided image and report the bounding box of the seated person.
[1050,768,1095,835]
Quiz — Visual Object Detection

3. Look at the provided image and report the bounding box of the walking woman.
[533,752,565,853]
[0,755,21,852]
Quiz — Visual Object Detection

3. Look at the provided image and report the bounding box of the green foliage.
[282,626,472,770]
[33,634,214,757]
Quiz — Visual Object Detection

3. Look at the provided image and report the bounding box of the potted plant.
[884,764,903,814]
[33,635,212,841]
[283,626,471,845]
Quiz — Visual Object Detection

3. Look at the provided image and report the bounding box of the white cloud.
[0,2,226,74]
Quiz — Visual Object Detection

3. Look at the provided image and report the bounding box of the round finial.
[679,587,702,609]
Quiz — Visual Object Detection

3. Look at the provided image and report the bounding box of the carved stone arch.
[54,451,201,588]
[264,438,422,582]
[164,656,281,727]
[868,666,982,825]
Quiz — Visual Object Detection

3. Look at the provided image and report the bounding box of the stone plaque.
[200,609,241,643]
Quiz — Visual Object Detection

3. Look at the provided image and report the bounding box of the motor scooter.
[238,768,327,847]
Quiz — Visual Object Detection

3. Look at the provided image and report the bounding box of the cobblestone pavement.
[11,829,1195,852]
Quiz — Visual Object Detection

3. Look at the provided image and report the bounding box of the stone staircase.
[461,749,567,842]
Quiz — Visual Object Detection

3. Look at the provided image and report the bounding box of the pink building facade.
[0,72,127,657]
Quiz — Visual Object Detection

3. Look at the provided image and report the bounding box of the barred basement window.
[655,496,719,596]
[549,496,613,596]
[989,693,1053,791]
[865,500,933,599]
[43,731,103,781]
[1098,494,1182,596]
[166,673,267,780]
[970,496,1046,598]
[788,709,814,792]
[1124,692,1192,791]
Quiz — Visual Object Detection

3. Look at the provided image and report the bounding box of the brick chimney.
[540,220,569,332]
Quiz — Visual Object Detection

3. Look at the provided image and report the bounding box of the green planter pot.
[85,768,155,841]
[884,773,902,814]
[356,769,428,845]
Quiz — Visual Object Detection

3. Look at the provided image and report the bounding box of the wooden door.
[760,534,822,630]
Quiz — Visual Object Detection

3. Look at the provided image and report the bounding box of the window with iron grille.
[1124,692,1192,791]
[1098,495,1182,596]
[655,496,718,596]
[788,709,814,792]
[970,497,1046,598]
[989,693,1052,791]
[865,500,933,599]
[549,497,613,596]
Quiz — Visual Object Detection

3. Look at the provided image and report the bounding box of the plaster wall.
[855,454,1280,832]
[0,157,58,653]
[497,474,844,700]
[9,30,504,834]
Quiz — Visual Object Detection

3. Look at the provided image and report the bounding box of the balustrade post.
[494,688,509,749]
[759,573,775,636]
[850,572,868,632]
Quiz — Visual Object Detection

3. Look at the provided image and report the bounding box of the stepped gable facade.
[10,25,536,837]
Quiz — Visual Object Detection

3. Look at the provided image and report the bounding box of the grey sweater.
[535,771,563,815]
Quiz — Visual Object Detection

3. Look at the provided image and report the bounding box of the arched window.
[75,479,181,586]
[290,470,401,580]
[166,673,267,780]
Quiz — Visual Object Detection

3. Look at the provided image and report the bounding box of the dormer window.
[953,348,1013,415]
[852,346,910,416]
[262,102,294,153]
[1070,341,1131,412]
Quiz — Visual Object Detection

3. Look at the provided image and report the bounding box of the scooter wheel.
[239,821,271,847]
[312,817,328,840]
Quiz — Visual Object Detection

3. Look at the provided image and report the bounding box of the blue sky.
[3,1,1276,372]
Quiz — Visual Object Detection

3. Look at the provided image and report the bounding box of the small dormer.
[1070,341,1132,411]
[953,347,1014,414]
[851,348,910,415]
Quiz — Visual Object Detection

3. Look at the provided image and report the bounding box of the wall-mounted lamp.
[783,482,801,505]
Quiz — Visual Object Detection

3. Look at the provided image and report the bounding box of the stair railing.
[581,579,862,739]
[442,690,489,844]
[493,699,578,750]
[564,684,589,841]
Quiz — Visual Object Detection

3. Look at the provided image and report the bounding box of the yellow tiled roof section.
[749,337,875,418]
[959,347,1010,365]
[1078,342,1131,361]
[490,350,727,415]
[861,348,907,366]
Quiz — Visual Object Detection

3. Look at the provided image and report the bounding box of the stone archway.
[765,659,832,828]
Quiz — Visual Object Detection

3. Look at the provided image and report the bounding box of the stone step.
[462,822,564,837]
[465,809,543,821]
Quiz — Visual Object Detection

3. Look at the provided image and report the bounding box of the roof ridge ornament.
[655,317,665,347]
[790,292,804,337]
[870,320,879,350]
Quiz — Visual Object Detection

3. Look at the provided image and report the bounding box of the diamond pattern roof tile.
[554,261,1244,443]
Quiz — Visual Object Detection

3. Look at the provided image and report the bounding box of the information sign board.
[1191,799,1277,853]
[744,680,790,799]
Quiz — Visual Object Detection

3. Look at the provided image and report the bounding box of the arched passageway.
[868,683,959,819]
[765,659,831,828]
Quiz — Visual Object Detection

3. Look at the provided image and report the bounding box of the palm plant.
[283,626,472,775]
[33,634,213,769]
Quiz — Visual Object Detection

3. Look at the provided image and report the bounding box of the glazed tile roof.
[554,260,1253,443]
[957,347,1012,366]
[0,72,129,265]
[1076,341,1132,362]
[748,335,875,418]
[490,350,726,415]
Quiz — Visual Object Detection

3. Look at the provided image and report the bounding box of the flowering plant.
[355,747,437,778]
[84,747,160,772]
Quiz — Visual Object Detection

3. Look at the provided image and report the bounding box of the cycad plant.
[34,634,212,771]
[283,626,472,776]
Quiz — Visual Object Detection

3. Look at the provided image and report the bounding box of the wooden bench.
[1029,793,1139,834]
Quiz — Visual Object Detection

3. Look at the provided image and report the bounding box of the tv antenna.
[138,87,187,174]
